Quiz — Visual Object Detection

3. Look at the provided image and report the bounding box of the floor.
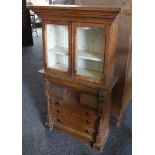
[22,28,132,155]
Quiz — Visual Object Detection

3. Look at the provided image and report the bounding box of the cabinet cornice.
[27,5,121,23]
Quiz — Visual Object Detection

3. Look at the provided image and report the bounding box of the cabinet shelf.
[51,63,68,71]
[77,68,103,80]
[48,46,68,55]
[48,47,103,62]
[78,50,103,62]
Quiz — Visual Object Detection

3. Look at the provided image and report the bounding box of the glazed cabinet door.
[73,23,106,83]
[43,21,72,75]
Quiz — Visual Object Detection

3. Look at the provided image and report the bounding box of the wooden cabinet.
[27,5,131,151]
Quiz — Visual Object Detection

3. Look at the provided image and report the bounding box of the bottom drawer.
[50,99,99,141]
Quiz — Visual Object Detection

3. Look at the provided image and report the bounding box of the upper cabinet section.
[27,5,121,84]
[46,24,69,72]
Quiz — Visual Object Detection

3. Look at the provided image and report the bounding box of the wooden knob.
[85,129,89,134]
[86,120,91,124]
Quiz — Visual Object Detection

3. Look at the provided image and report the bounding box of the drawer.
[48,83,99,110]
[48,83,65,99]
[80,93,98,110]
[50,99,99,140]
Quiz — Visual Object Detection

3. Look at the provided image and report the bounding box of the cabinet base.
[45,121,109,152]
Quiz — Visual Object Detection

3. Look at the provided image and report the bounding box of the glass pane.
[46,24,68,72]
[76,27,105,80]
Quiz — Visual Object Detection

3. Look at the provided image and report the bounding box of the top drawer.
[48,83,99,110]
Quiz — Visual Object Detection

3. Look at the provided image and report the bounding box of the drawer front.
[48,83,99,110]
[80,93,98,110]
[50,98,99,140]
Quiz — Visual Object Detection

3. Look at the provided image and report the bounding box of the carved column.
[44,77,53,131]
[93,89,111,151]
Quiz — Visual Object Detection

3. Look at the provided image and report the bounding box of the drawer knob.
[57,118,61,122]
[86,120,91,124]
[57,109,60,113]
[56,101,59,105]
[86,112,90,116]
[85,129,89,134]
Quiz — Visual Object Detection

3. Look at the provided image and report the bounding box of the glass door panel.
[46,24,69,72]
[76,26,105,80]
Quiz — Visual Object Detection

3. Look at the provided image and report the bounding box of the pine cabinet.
[27,5,125,151]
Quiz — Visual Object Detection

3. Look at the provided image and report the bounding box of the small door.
[74,23,106,82]
[44,21,71,74]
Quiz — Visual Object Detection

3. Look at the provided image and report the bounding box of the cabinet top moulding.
[27,5,121,23]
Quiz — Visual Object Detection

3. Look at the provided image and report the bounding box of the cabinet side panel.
[122,39,132,111]
[106,23,118,83]
[111,12,132,121]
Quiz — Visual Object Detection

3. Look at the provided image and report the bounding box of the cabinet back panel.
[48,54,68,66]
[46,24,68,50]
[77,27,105,53]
